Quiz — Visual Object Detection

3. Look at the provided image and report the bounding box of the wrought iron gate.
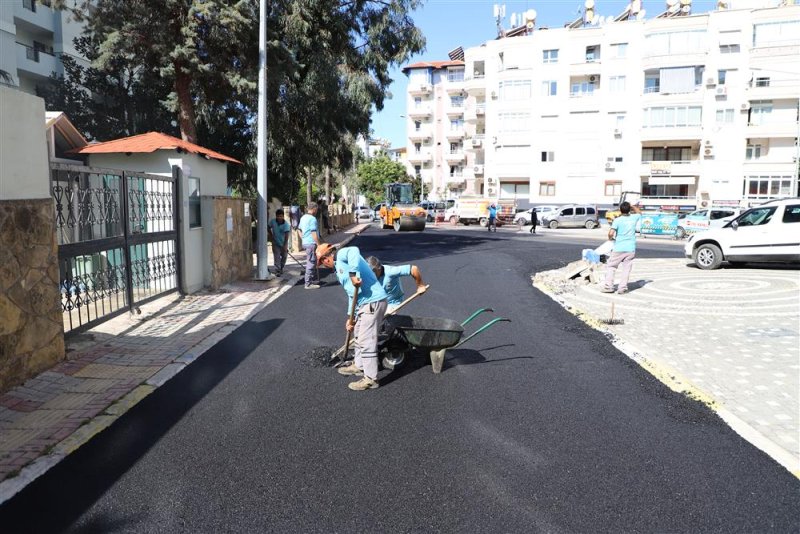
[51,164,182,334]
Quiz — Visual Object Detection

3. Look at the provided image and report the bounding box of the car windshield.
[736,206,776,226]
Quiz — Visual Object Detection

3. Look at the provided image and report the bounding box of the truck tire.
[479,217,488,227]
[693,243,723,270]
[585,220,596,229]
[675,226,686,239]
[449,215,458,225]
[549,220,559,229]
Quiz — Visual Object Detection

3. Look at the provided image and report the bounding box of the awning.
[648,176,696,185]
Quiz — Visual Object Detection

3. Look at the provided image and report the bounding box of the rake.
[600,301,625,325]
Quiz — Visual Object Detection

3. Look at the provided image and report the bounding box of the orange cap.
[316,243,335,265]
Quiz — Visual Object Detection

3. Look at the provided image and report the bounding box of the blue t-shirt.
[299,213,318,246]
[334,246,388,313]
[611,214,642,253]
[488,205,497,218]
[268,218,291,247]
[380,264,412,305]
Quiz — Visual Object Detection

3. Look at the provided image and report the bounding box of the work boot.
[616,287,629,295]
[600,286,615,293]
[305,284,320,289]
[348,376,379,391]
[337,362,363,376]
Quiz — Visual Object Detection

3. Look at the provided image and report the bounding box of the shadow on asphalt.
[0,318,284,534]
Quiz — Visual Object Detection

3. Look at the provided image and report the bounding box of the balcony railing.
[23,0,36,12]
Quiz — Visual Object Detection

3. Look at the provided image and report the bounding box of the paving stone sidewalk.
[534,258,800,477]
[0,222,370,504]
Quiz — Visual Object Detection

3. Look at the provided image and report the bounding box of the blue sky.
[371,0,719,148]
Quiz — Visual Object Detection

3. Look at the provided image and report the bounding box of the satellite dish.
[669,3,680,12]
[510,13,518,26]
[666,0,678,6]
[637,9,646,19]
[525,8,537,22]
[631,0,642,13]
[681,5,690,12]
[680,0,691,5]
[584,0,595,9]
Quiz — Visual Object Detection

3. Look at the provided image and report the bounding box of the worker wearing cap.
[366,257,426,313]
[317,243,388,391]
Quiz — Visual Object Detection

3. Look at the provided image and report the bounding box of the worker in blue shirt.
[602,201,642,295]
[366,256,426,313]
[487,202,498,232]
[267,208,291,275]
[298,202,321,288]
[317,243,388,391]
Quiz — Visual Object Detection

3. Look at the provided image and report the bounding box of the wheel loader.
[379,183,426,232]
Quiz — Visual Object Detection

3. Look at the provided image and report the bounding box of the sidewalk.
[534,258,800,477]
[0,222,372,504]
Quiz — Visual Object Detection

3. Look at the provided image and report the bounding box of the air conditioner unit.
[488,187,495,195]
[705,139,713,147]
[741,103,751,111]
[706,78,716,86]
[715,86,728,96]
[474,165,484,174]
[613,128,622,137]
[589,75,597,82]
[471,139,483,147]
[704,147,714,157]
[490,91,498,99]
[420,84,431,92]
[487,177,496,184]
[605,162,614,171]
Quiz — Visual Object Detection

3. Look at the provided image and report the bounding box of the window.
[745,144,763,160]
[782,205,800,223]
[188,178,201,228]
[644,72,660,93]
[450,119,463,131]
[755,77,770,87]
[710,209,736,220]
[541,151,555,162]
[745,176,792,199]
[585,46,598,62]
[643,106,702,128]
[641,147,691,161]
[642,183,689,197]
[449,165,462,178]
[447,68,464,82]
[561,208,574,216]
[539,182,555,196]
[541,80,557,96]
[609,75,626,92]
[570,81,595,96]
[749,101,772,125]
[611,43,627,58]
[715,109,734,123]
[718,69,728,85]
[414,97,422,108]
[414,165,421,177]
[450,95,464,108]
[605,181,622,197]
[719,44,740,54]
[587,207,596,215]
[575,207,586,216]
[753,20,800,47]
[449,142,461,154]
[414,120,421,131]
[645,30,707,56]
[738,206,776,226]
[543,49,558,63]
[499,80,531,100]
[414,142,421,154]
[498,112,531,134]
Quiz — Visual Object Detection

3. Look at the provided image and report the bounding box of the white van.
[684,199,800,269]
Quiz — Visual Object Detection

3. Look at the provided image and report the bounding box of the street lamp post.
[255,0,273,281]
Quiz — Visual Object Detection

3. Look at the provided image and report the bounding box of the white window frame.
[541,80,557,96]
[500,79,532,101]
[611,43,627,58]
[541,151,555,162]
[539,182,556,196]
[715,109,734,123]
[609,75,626,92]
[745,144,763,160]
[745,175,793,199]
[542,49,558,64]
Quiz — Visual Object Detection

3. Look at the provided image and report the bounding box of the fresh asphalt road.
[2,226,798,533]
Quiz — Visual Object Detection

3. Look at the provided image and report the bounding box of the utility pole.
[255,0,273,280]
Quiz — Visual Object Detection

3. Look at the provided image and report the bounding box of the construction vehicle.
[445,196,515,226]
[379,183,426,231]
[605,191,642,224]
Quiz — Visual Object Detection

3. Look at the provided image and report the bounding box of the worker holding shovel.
[317,244,388,391]
[366,257,427,313]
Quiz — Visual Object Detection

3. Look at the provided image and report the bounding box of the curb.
[532,277,800,480]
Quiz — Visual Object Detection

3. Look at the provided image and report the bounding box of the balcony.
[639,160,702,178]
[747,121,799,139]
[640,126,703,142]
[408,83,432,96]
[445,81,465,95]
[447,176,466,189]
[16,42,58,79]
[746,79,800,101]
[464,74,486,95]
[446,104,465,117]
[408,128,432,142]
[445,151,465,163]
[465,102,486,122]
[445,129,465,140]
[742,160,797,175]
[407,106,432,119]
[407,152,432,163]
[14,0,56,33]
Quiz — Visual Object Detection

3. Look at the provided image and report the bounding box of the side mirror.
[731,220,739,231]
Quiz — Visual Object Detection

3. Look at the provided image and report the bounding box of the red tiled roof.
[402,60,464,73]
[72,131,241,164]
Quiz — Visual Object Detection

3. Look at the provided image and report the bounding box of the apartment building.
[405,1,799,209]
[0,0,86,94]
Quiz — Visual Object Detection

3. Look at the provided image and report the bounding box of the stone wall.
[204,197,252,290]
[0,199,65,393]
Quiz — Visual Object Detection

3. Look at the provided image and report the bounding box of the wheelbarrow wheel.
[381,351,405,370]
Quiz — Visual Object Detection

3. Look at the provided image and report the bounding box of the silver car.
[541,204,599,229]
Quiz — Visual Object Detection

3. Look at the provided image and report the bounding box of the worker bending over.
[367,257,427,313]
[317,244,388,391]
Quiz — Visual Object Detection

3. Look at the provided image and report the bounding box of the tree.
[357,156,411,205]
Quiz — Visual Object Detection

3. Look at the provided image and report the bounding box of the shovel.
[332,285,359,367]
[329,285,430,365]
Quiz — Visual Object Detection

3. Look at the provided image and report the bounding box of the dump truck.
[379,183,426,231]
[605,191,642,224]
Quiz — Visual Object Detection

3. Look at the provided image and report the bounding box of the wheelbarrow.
[379,308,510,373]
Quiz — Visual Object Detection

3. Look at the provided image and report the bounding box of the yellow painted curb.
[53,415,117,455]
[104,385,156,416]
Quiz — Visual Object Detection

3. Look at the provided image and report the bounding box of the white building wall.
[452,3,800,210]
[0,87,49,200]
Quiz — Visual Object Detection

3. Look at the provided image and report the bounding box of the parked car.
[513,205,559,225]
[356,206,372,220]
[372,203,385,221]
[684,198,800,270]
[540,204,599,229]
[675,207,740,239]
